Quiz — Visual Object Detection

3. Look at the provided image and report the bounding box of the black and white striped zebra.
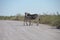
[24,12,40,26]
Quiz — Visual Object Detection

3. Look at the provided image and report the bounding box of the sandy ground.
[0,20,60,40]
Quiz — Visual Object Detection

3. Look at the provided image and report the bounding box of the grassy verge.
[0,13,60,28]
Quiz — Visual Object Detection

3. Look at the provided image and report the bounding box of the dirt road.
[0,20,60,40]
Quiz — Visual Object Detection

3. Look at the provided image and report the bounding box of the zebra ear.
[25,12,27,15]
[25,12,26,14]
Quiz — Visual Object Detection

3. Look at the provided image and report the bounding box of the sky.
[0,0,60,16]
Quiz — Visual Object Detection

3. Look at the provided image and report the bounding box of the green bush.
[40,14,60,27]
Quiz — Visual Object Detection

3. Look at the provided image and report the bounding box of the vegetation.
[40,12,60,25]
[0,12,60,28]
[39,12,60,28]
[0,14,24,21]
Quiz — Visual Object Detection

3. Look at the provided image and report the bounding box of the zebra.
[24,12,40,26]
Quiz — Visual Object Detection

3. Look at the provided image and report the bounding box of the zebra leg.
[23,22,25,25]
[37,18,40,26]
[24,19,28,26]
[29,20,31,26]
[26,20,28,26]
[36,18,39,26]
[37,21,39,26]
[24,19,25,26]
